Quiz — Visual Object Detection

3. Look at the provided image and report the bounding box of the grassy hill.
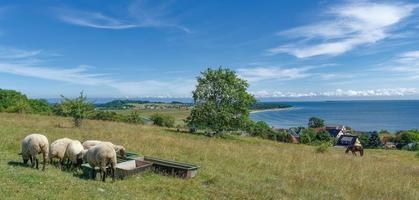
[0,113,418,199]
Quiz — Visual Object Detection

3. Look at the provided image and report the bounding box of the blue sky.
[1,0,419,99]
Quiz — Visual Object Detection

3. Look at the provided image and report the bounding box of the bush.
[245,121,274,138]
[0,89,30,113]
[316,130,332,142]
[367,133,382,148]
[150,113,175,127]
[299,128,316,144]
[54,92,94,127]
[124,110,144,124]
[316,143,329,153]
[395,130,419,145]
[28,99,52,115]
[90,110,123,122]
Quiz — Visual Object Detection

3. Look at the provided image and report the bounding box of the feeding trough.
[144,156,200,178]
[82,152,145,179]
[115,158,152,179]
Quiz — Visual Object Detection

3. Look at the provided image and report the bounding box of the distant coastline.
[250,107,294,113]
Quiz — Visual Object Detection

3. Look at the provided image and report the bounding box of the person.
[354,138,362,147]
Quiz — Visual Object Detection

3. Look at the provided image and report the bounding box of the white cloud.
[237,66,312,82]
[53,2,190,32]
[270,2,418,58]
[0,47,193,97]
[381,50,419,79]
[251,88,419,98]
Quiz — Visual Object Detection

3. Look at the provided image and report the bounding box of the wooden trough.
[144,156,200,179]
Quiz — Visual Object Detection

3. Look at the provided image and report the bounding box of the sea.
[250,100,419,132]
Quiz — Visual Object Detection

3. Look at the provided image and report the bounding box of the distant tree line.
[0,89,175,128]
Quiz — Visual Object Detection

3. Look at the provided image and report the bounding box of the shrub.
[316,130,332,142]
[55,92,94,127]
[0,89,30,113]
[299,128,316,144]
[316,143,329,153]
[28,99,52,115]
[124,110,144,124]
[395,130,419,145]
[150,114,175,127]
[367,133,382,148]
[245,121,274,138]
[90,110,122,122]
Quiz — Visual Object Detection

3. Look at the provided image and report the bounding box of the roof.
[336,135,358,146]
[325,124,345,129]
[327,129,343,137]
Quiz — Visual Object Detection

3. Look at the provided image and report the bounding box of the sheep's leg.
[42,151,46,171]
[59,159,65,170]
[90,166,97,180]
[100,165,107,182]
[29,156,34,167]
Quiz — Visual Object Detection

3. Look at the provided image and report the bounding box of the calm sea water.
[250,100,419,132]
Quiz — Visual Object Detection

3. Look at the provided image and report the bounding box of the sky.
[1,0,419,100]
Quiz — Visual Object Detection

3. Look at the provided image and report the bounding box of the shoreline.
[250,107,294,113]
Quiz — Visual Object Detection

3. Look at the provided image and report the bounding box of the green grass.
[1,113,418,199]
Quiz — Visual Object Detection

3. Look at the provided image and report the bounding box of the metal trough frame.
[144,156,200,178]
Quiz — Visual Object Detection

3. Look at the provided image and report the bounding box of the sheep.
[21,133,49,170]
[83,140,126,157]
[83,142,117,182]
[49,138,73,168]
[64,140,86,170]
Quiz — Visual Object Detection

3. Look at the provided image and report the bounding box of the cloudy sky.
[1,0,419,99]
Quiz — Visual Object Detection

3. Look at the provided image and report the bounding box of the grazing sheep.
[21,133,49,170]
[83,143,117,182]
[83,140,126,157]
[64,140,85,170]
[82,140,102,150]
[49,138,72,168]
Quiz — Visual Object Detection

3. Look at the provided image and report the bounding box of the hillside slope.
[0,113,418,199]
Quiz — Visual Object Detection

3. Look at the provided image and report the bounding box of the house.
[287,128,302,144]
[325,124,347,138]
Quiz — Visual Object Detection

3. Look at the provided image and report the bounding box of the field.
[106,108,190,126]
[0,113,418,199]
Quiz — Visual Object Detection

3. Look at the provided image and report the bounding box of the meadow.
[0,113,418,199]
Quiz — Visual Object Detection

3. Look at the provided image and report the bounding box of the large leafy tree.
[56,92,94,127]
[186,67,256,135]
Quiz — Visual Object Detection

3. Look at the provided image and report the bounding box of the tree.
[56,92,94,127]
[395,130,419,145]
[308,117,325,128]
[359,134,369,147]
[186,67,256,135]
[0,89,30,113]
[367,133,382,148]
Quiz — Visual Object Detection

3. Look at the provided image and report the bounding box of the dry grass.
[0,113,418,199]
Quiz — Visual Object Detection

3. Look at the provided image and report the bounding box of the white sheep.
[21,133,49,170]
[83,140,126,157]
[49,137,72,168]
[64,140,86,170]
[83,142,117,182]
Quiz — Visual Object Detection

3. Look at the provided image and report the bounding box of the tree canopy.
[186,67,256,135]
[308,117,325,128]
[55,92,94,127]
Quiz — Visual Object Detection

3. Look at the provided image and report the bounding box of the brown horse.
[345,145,364,156]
